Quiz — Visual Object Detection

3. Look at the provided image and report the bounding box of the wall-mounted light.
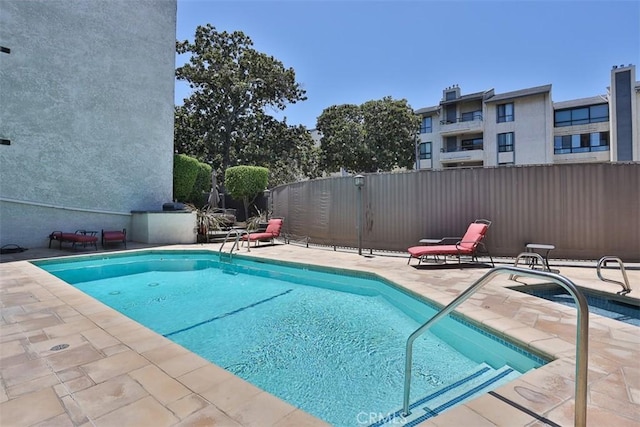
[354,174,365,188]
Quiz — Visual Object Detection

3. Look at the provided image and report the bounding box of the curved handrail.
[597,256,631,295]
[510,252,547,280]
[219,229,250,255]
[403,266,589,427]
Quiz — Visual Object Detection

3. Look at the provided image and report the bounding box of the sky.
[175,0,640,129]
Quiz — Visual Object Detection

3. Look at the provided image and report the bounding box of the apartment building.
[416,64,639,169]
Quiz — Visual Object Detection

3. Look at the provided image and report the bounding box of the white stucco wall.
[0,0,177,248]
[131,211,197,244]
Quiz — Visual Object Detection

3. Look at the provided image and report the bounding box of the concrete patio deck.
[1,242,638,426]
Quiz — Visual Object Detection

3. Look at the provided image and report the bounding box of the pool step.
[369,363,520,427]
[218,253,239,275]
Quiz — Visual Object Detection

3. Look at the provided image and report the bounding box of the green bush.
[225,166,268,220]
[189,161,213,207]
[173,154,200,202]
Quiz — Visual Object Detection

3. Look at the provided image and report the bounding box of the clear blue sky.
[175,0,640,129]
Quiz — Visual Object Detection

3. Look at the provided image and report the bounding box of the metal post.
[357,190,362,255]
[414,131,420,170]
[354,175,365,256]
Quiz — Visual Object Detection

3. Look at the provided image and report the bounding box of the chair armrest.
[455,239,482,248]
[419,238,445,245]
[441,237,461,244]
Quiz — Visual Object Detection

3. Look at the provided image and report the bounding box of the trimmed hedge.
[225,166,269,200]
[173,154,200,202]
[189,161,213,206]
[225,166,269,219]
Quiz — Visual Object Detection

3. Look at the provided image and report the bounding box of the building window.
[420,116,432,133]
[554,131,609,154]
[554,104,609,127]
[419,142,432,159]
[497,103,514,123]
[461,138,483,151]
[461,110,482,122]
[497,132,514,152]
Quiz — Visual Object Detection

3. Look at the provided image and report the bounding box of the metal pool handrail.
[402,266,589,427]
[219,229,250,256]
[597,256,631,295]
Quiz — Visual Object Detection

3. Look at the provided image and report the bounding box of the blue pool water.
[35,251,546,426]
[512,285,640,327]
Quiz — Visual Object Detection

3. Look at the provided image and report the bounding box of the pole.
[354,174,365,256]
[357,185,363,256]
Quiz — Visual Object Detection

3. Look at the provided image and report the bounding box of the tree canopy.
[174,24,316,187]
[236,112,321,184]
[316,97,420,173]
[225,165,269,221]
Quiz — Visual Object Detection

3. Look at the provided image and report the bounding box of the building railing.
[441,145,484,153]
[554,145,609,154]
[440,113,483,125]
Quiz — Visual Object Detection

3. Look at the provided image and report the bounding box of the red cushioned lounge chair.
[48,230,98,251]
[102,228,126,248]
[407,219,494,267]
[241,218,283,247]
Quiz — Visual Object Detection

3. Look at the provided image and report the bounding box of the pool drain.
[109,291,121,295]
[148,282,159,287]
[50,344,69,351]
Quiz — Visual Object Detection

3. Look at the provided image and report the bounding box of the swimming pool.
[34,250,548,426]
[510,284,640,327]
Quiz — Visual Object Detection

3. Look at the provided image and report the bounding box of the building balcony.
[439,148,484,164]
[439,116,484,135]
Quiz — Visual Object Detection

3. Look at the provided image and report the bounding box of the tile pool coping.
[1,243,639,426]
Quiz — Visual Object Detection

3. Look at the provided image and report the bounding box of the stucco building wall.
[0,0,177,248]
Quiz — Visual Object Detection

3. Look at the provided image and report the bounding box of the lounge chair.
[102,228,126,248]
[48,230,98,250]
[241,218,283,247]
[407,219,494,267]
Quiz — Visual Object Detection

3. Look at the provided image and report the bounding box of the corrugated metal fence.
[271,163,640,261]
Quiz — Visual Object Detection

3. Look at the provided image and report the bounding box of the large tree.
[317,97,420,173]
[175,24,308,186]
[237,112,321,185]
